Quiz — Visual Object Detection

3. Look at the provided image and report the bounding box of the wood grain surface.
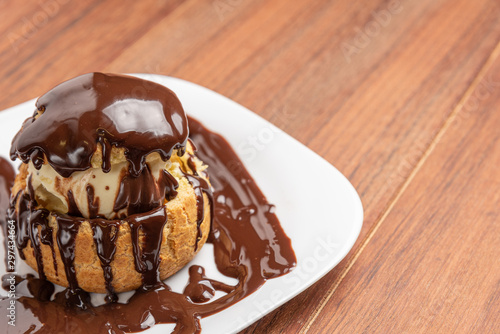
[0,0,499,333]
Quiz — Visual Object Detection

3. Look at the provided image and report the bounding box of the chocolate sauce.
[10,73,189,177]
[89,220,119,303]
[0,105,296,333]
[0,158,15,271]
[183,172,213,251]
[54,215,80,292]
[9,177,57,276]
[113,165,178,217]
[9,191,27,260]
[127,206,168,290]
[66,189,82,216]
[188,117,296,282]
[86,185,99,218]
[183,265,233,303]
[27,208,51,281]
[0,158,14,221]
[180,142,214,251]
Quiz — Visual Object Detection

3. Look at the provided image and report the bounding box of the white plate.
[0,74,363,333]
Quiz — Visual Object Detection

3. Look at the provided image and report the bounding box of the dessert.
[8,73,212,295]
[0,73,296,334]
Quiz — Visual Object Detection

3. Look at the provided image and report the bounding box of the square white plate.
[0,74,363,334]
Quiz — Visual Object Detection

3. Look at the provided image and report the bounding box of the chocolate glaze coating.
[10,73,188,177]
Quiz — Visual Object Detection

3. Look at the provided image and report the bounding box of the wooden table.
[1,0,499,333]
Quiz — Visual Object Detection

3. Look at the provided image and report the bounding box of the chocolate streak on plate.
[0,116,296,333]
[188,117,296,282]
[54,215,92,310]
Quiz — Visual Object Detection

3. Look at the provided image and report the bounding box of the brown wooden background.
[1,0,499,333]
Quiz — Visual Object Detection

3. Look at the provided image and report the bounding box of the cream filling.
[27,156,180,219]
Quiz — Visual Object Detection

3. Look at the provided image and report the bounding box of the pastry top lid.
[10,72,189,177]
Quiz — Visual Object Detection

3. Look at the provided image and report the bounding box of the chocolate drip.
[0,116,296,334]
[26,176,57,278]
[86,184,99,218]
[2,273,23,291]
[159,169,179,201]
[9,190,29,260]
[184,174,213,251]
[90,220,119,303]
[11,186,170,300]
[113,165,178,217]
[180,148,214,250]
[54,215,80,291]
[54,215,91,310]
[10,192,59,275]
[187,138,198,153]
[0,158,14,221]
[67,189,82,216]
[7,176,58,277]
[187,156,198,176]
[98,137,112,173]
[127,206,168,290]
[0,158,15,271]
[10,73,189,177]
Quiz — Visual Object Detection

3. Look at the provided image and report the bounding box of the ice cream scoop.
[26,149,181,219]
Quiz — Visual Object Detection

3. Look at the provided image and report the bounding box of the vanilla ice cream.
[26,146,202,219]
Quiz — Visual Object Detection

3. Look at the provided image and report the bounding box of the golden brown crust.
[12,161,211,293]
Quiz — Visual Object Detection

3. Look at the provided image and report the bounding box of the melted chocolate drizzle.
[86,185,100,218]
[180,139,214,251]
[9,73,189,177]
[183,265,233,303]
[54,215,91,310]
[184,173,212,251]
[9,177,57,278]
[0,112,296,333]
[113,164,178,217]
[0,158,15,271]
[27,208,51,281]
[89,220,119,303]
[127,206,168,290]
[66,189,82,217]
[189,117,296,282]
